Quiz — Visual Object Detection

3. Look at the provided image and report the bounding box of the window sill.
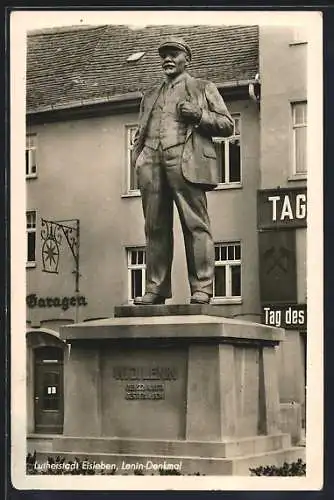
[26,262,36,268]
[214,183,243,191]
[26,174,38,180]
[121,190,141,198]
[289,41,308,46]
[129,298,242,305]
[211,297,242,305]
[288,174,307,182]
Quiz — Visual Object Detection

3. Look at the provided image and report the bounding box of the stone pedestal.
[30,305,305,475]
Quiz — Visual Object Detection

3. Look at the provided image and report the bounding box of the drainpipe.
[249,73,261,103]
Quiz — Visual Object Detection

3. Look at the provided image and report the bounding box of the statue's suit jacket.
[133,72,234,190]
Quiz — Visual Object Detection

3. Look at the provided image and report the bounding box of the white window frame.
[292,101,307,177]
[26,134,37,179]
[26,210,37,267]
[212,242,242,303]
[127,247,146,303]
[125,124,140,196]
[213,114,242,188]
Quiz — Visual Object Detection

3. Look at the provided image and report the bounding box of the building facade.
[257,25,307,437]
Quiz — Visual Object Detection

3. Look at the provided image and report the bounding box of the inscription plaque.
[113,366,178,381]
[113,366,178,401]
[125,383,165,400]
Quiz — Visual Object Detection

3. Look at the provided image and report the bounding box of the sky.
[10,9,320,33]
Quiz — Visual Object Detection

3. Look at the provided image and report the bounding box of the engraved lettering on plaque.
[113,366,178,400]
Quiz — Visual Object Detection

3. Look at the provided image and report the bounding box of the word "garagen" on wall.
[26,294,88,311]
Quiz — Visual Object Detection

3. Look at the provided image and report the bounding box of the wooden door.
[34,346,64,434]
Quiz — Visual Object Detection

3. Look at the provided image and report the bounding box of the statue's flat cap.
[158,37,192,60]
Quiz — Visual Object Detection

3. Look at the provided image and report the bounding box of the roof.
[26,24,259,114]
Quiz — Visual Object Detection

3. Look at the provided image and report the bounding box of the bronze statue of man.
[132,37,234,305]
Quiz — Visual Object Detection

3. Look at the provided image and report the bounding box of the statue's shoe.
[133,293,166,305]
[190,291,211,304]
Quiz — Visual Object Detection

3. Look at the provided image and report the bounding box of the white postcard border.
[10,9,323,491]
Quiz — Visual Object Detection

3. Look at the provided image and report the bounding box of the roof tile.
[27,24,259,112]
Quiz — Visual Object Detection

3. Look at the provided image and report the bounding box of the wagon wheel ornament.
[41,218,80,292]
[42,237,60,273]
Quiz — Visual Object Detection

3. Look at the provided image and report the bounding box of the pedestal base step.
[27,434,305,475]
[30,448,305,476]
[28,433,290,459]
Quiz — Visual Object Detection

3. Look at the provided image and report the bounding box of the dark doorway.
[34,346,64,434]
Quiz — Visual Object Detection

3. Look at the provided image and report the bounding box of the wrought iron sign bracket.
[41,218,80,292]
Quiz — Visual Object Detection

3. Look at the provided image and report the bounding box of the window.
[213,242,241,300]
[127,51,145,62]
[26,135,37,178]
[292,102,307,175]
[292,26,308,44]
[127,248,146,302]
[213,114,241,185]
[26,210,36,265]
[42,372,61,410]
[126,125,139,192]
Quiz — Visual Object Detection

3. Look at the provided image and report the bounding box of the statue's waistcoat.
[144,79,188,150]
